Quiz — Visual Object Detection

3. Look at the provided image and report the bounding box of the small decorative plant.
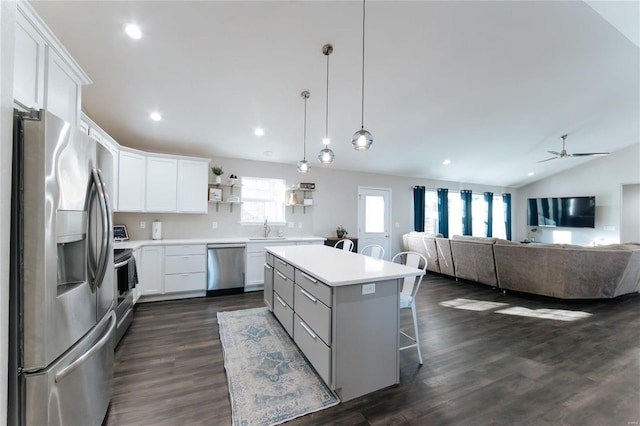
[212,166,224,176]
[336,225,348,239]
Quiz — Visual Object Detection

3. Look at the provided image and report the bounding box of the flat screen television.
[527,196,595,228]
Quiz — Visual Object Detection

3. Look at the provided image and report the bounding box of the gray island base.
[264,245,424,402]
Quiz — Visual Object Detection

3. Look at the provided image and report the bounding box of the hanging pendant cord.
[303,95,307,159]
[325,52,330,143]
[361,0,366,129]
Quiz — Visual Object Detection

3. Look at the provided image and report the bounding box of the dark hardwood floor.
[104,276,640,426]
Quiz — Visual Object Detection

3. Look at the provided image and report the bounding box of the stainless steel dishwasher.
[206,244,246,296]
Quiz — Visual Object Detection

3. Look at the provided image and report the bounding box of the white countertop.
[266,245,424,287]
[114,236,325,250]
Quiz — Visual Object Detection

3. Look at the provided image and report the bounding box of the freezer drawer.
[24,310,115,426]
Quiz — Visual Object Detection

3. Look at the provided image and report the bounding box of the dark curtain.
[413,186,425,232]
[528,198,538,226]
[484,192,493,237]
[437,188,449,238]
[503,193,512,240]
[461,190,472,235]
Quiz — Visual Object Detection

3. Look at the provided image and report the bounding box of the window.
[241,177,286,224]
[448,191,462,237]
[471,193,486,237]
[424,190,438,234]
[492,195,506,239]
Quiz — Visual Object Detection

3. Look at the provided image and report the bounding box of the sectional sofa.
[402,232,640,299]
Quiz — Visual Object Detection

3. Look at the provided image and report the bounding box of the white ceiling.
[30,0,640,188]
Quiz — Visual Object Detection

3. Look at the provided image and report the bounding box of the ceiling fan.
[537,134,609,163]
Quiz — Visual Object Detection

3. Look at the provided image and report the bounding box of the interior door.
[357,187,391,259]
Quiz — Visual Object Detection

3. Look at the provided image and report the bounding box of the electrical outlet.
[139,221,146,229]
[395,222,400,228]
[212,222,218,229]
[288,222,294,228]
[362,283,375,295]
[298,222,303,229]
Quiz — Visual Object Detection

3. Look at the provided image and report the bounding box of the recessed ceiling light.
[254,128,264,137]
[442,159,451,165]
[528,172,535,176]
[125,24,142,40]
[149,112,162,121]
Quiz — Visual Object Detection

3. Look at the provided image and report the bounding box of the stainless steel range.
[114,248,136,346]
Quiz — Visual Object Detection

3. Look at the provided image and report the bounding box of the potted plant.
[336,225,348,239]
[212,166,224,184]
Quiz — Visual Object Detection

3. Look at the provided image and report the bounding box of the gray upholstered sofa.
[494,242,640,299]
[450,235,499,287]
[402,232,442,273]
[401,232,640,299]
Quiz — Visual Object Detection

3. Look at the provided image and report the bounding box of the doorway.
[357,187,391,259]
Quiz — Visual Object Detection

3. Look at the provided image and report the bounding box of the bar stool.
[360,244,385,259]
[391,251,428,365]
[334,239,354,252]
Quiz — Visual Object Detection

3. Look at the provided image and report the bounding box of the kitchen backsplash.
[114,209,315,241]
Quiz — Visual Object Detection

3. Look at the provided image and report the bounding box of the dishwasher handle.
[207,244,246,249]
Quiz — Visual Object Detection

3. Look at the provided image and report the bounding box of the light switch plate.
[139,221,146,229]
[212,222,218,229]
[362,283,375,295]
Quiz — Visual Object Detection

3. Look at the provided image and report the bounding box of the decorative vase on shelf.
[215,176,221,184]
[288,192,299,205]
[336,225,347,239]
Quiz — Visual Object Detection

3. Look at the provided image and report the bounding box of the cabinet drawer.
[295,269,332,307]
[294,314,331,385]
[274,269,294,307]
[273,256,295,280]
[294,285,331,345]
[164,272,205,293]
[274,293,293,337]
[164,254,206,274]
[266,252,274,267]
[164,244,206,256]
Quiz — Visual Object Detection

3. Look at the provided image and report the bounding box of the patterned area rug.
[217,307,339,426]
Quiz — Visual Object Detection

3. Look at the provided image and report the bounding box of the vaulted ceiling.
[30,0,639,188]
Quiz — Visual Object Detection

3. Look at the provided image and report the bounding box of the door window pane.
[365,195,385,233]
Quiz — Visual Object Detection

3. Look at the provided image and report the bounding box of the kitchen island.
[265,244,424,402]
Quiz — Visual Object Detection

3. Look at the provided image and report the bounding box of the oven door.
[114,252,134,346]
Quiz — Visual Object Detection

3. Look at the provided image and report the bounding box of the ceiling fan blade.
[537,156,558,163]
[570,152,610,157]
[547,151,560,156]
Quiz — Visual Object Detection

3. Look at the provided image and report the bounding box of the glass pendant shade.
[352,128,373,151]
[297,159,310,173]
[318,147,335,164]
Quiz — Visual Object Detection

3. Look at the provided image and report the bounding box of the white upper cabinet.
[178,160,209,213]
[14,10,45,109]
[45,49,82,127]
[146,156,178,212]
[118,150,146,212]
[14,2,91,127]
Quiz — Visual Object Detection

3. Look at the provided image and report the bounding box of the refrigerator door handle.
[90,168,111,290]
[55,309,115,384]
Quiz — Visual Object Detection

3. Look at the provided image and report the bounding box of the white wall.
[0,2,16,425]
[514,143,640,245]
[621,183,640,242]
[115,156,512,257]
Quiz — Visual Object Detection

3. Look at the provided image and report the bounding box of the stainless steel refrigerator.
[9,109,116,425]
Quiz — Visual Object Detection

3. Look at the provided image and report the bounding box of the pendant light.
[318,43,335,164]
[297,91,311,173]
[351,0,373,151]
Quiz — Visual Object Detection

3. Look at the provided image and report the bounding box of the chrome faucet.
[264,219,271,238]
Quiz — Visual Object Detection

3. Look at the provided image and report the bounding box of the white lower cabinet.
[163,244,206,294]
[137,246,164,296]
